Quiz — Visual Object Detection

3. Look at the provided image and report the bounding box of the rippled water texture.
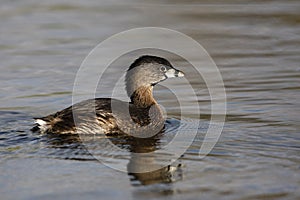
[1,1,300,200]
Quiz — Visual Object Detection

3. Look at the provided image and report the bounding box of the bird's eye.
[160,66,167,72]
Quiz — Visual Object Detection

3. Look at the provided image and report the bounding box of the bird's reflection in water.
[128,160,183,186]
[125,134,183,186]
[41,128,184,186]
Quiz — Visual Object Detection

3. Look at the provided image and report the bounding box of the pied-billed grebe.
[33,55,184,135]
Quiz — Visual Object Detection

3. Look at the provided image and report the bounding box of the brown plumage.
[32,55,184,135]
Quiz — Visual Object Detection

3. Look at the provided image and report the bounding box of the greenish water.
[1,0,300,199]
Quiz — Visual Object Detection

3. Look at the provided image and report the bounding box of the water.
[1,0,300,199]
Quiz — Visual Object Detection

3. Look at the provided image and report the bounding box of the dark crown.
[128,55,172,71]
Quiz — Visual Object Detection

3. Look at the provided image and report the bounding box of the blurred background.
[0,0,299,200]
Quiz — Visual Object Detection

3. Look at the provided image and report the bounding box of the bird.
[32,55,184,136]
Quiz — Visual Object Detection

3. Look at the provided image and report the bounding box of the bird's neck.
[130,86,157,108]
